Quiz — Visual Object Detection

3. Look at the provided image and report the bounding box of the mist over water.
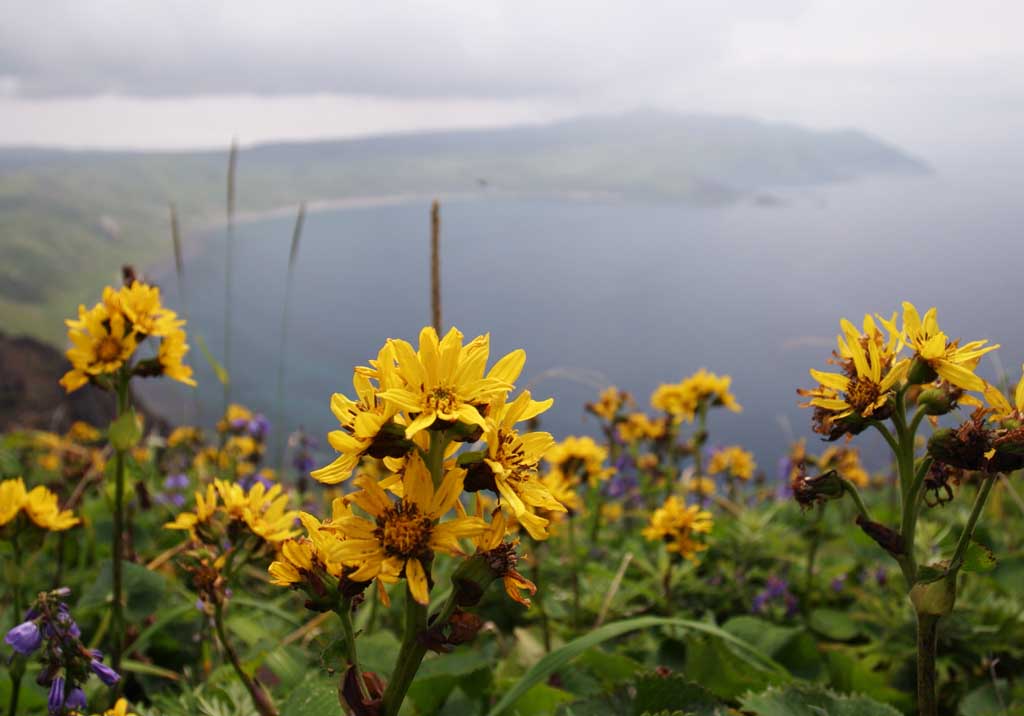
[139,156,1024,479]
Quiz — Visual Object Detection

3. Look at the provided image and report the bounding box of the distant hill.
[0,109,927,345]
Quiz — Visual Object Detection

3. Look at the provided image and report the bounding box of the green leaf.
[122,658,180,680]
[723,616,800,657]
[634,673,728,715]
[78,561,169,622]
[962,541,997,573]
[808,608,860,641]
[503,682,575,716]
[108,407,141,450]
[916,564,948,584]
[740,684,902,716]
[196,334,230,386]
[486,616,788,716]
[684,635,777,700]
[279,672,339,716]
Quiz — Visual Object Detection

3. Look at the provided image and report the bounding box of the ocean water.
[140,156,1024,478]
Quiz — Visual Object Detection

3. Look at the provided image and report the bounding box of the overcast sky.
[1,1,1021,157]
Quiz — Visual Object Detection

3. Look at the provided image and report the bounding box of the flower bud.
[917,388,953,416]
[792,469,845,507]
[927,427,988,471]
[366,422,414,460]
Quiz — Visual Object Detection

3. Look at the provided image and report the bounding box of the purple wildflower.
[66,687,87,710]
[4,621,42,654]
[48,676,65,715]
[90,659,120,687]
[163,473,190,490]
[830,574,847,592]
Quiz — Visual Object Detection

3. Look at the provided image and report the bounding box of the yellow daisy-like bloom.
[984,364,1024,421]
[544,435,612,485]
[587,386,631,422]
[164,483,219,536]
[688,476,717,496]
[328,453,487,604]
[806,328,909,421]
[60,302,138,393]
[0,477,28,527]
[104,282,182,337]
[66,421,102,444]
[539,469,583,516]
[616,412,667,443]
[214,480,299,543]
[894,301,998,392]
[103,698,139,716]
[653,370,743,422]
[268,537,318,587]
[818,446,870,488]
[218,404,254,432]
[468,504,537,607]
[23,485,80,531]
[167,426,203,448]
[650,383,695,419]
[158,328,197,387]
[377,327,523,440]
[642,496,713,561]
[707,446,756,481]
[312,344,401,484]
[480,391,563,540]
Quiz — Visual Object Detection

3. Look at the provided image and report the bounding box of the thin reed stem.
[430,200,441,332]
[275,203,306,469]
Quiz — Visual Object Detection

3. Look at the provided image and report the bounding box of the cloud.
[0,1,801,98]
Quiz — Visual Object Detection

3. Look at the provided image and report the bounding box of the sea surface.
[140,155,1024,481]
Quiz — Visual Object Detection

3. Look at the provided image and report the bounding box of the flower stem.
[380,587,430,716]
[948,473,997,574]
[7,535,24,716]
[335,598,369,701]
[111,381,130,685]
[568,513,581,628]
[213,599,278,716]
[916,612,939,716]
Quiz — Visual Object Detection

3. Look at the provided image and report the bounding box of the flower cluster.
[707,445,756,481]
[651,368,742,423]
[4,588,120,715]
[0,477,79,532]
[59,279,195,393]
[642,495,714,561]
[799,303,997,440]
[272,327,559,607]
[165,479,299,545]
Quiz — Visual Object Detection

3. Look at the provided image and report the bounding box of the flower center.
[376,501,432,559]
[426,386,457,414]
[96,336,123,363]
[846,376,882,413]
[497,432,532,483]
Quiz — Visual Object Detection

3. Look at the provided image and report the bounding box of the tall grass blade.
[431,199,441,332]
[223,138,238,417]
[275,202,307,469]
[168,202,194,423]
[195,334,230,387]
[484,616,790,716]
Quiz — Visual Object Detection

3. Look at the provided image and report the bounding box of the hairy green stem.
[336,598,369,701]
[916,612,939,716]
[111,382,129,685]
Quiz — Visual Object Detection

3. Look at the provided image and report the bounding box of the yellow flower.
[167,426,203,448]
[328,453,487,605]
[312,344,401,484]
[896,301,998,392]
[480,391,563,540]
[539,469,583,515]
[158,328,196,387]
[219,404,254,432]
[60,302,137,393]
[688,476,717,496]
[66,421,101,444]
[467,504,537,607]
[544,435,612,485]
[806,328,908,421]
[0,477,27,527]
[707,446,756,481]
[214,480,298,543]
[23,485,80,531]
[601,502,624,523]
[104,281,183,337]
[164,483,219,536]
[103,698,139,716]
[587,386,631,422]
[616,413,666,443]
[377,327,523,439]
[642,496,713,561]
[268,537,317,586]
[653,370,742,422]
[984,365,1024,421]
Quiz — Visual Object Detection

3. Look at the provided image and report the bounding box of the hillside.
[0,110,927,345]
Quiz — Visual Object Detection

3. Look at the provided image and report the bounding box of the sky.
[1,1,1022,158]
